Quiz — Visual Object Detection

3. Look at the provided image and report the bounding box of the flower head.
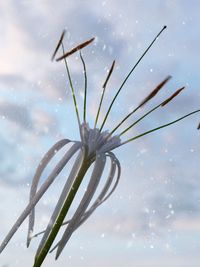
[0,26,199,267]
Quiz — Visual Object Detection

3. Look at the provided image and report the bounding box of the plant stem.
[33,158,91,267]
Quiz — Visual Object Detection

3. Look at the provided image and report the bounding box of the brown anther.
[161,87,185,106]
[139,75,172,108]
[51,30,66,61]
[103,60,115,88]
[56,37,95,61]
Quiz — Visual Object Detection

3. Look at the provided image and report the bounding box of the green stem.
[33,158,92,267]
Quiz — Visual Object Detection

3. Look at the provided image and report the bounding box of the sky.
[0,0,200,266]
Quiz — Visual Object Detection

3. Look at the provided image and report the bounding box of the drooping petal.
[100,152,121,202]
[35,148,85,256]
[70,152,121,228]
[0,142,81,253]
[75,152,119,227]
[99,135,121,153]
[73,153,121,231]
[33,153,121,249]
[49,153,117,254]
[55,153,106,259]
[27,139,71,247]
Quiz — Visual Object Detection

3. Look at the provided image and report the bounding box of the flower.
[0,26,199,267]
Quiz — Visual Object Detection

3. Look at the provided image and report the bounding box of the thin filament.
[95,60,115,128]
[80,51,87,122]
[119,104,160,136]
[110,106,140,136]
[99,25,167,132]
[51,30,66,61]
[119,87,185,136]
[109,76,172,136]
[61,43,81,129]
[120,109,200,146]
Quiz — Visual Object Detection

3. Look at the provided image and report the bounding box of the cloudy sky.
[0,0,200,266]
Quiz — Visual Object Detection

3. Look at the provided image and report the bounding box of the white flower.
[0,26,199,266]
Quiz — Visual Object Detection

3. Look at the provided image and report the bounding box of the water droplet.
[101,233,105,238]
[168,203,172,209]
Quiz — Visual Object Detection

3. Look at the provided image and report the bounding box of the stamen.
[51,30,66,61]
[119,87,185,136]
[103,60,115,89]
[95,60,115,128]
[61,43,81,132]
[139,75,171,107]
[119,104,160,136]
[109,76,171,136]
[99,25,167,132]
[56,37,95,61]
[120,109,200,146]
[80,51,87,122]
[161,87,184,106]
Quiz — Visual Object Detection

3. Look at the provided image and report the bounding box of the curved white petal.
[55,153,106,259]
[101,152,121,203]
[35,148,85,256]
[0,142,81,253]
[27,139,71,246]
[49,155,113,254]
[71,152,121,228]
[33,152,121,251]
[76,153,117,227]
[88,128,98,155]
